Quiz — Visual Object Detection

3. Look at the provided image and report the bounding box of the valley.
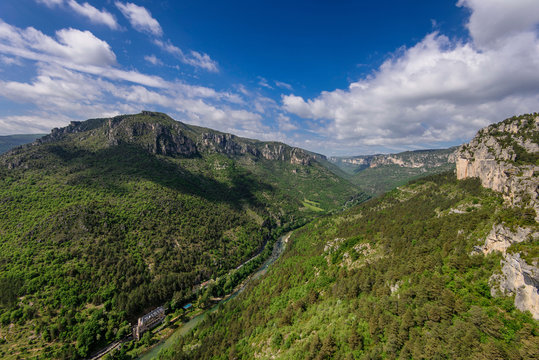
[0,113,536,360]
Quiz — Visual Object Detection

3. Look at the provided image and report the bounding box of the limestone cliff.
[456,114,538,219]
[330,147,457,170]
[2,111,325,168]
[460,113,539,320]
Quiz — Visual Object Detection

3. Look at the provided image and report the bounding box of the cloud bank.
[282,0,539,149]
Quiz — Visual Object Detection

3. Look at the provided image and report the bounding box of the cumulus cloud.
[115,1,162,36]
[0,20,172,88]
[154,39,218,72]
[36,0,119,29]
[457,0,539,49]
[0,20,116,66]
[282,0,539,150]
[66,0,119,30]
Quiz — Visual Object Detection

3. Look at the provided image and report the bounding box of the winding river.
[138,232,291,359]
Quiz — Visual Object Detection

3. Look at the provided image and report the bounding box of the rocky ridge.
[458,113,539,320]
[330,147,457,171]
[2,111,323,168]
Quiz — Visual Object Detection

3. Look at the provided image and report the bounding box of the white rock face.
[456,115,539,220]
[491,252,539,320]
[474,224,534,255]
[460,114,539,319]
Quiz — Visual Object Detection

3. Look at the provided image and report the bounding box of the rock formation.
[459,114,539,319]
[456,114,538,220]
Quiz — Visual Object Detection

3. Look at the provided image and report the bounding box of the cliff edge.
[458,113,538,319]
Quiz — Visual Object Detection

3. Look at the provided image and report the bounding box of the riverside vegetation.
[160,172,538,360]
[158,115,538,360]
[0,112,537,359]
[0,112,364,359]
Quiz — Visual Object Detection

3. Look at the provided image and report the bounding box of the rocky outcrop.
[199,133,259,157]
[106,118,198,157]
[461,114,539,320]
[200,133,321,165]
[491,252,539,320]
[473,224,535,255]
[456,114,538,220]
[473,224,539,319]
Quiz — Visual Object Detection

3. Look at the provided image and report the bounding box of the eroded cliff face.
[473,224,539,319]
[460,114,539,319]
[331,147,457,169]
[456,114,538,220]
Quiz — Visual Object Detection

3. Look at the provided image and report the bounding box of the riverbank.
[132,232,292,359]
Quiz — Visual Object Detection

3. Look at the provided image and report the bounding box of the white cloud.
[0,20,116,66]
[257,76,273,89]
[36,0,63,7]
[283,0,539,149]
[277,114,298,131]
[115,1,162,36]
[144,54,162,65]
[0,114,68,135]
[275,80,292,91]
[66,0,119,30]
[154,39,218,72]
[0,20,172,88]
[0,55,22,66]
[457,0,539,49]
[35,0,120,29]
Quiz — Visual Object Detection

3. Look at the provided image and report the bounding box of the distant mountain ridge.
[329,147,457,195]
[0,134,45,154]
[24,111,325,166]
[330,147,457,173]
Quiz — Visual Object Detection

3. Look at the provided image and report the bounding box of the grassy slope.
[161,173,538,360]
[0,115,362,359]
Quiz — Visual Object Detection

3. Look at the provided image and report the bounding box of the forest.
[0,113,363,359]
[158,173,538,360]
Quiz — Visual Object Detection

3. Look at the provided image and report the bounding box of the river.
[138,232,291,359]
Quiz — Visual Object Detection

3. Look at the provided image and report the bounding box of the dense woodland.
[159,173,538,359]
[0,114,362,359]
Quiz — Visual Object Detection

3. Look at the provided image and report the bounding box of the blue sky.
[0,0,538,155]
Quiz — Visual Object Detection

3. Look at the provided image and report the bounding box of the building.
[132,306,165,341]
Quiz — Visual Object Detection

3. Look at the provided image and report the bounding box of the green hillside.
[160,172,538,359]
[0,112,363,359]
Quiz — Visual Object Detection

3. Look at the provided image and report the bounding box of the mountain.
[329,148,457,195]
[0,134,45,154]
[0,111,364,359]
[160,114,538,360]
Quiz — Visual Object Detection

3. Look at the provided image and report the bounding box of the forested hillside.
[161,172,538,359]
[0,112,363,359]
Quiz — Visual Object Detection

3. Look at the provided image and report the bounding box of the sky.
[0,0,538,156]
